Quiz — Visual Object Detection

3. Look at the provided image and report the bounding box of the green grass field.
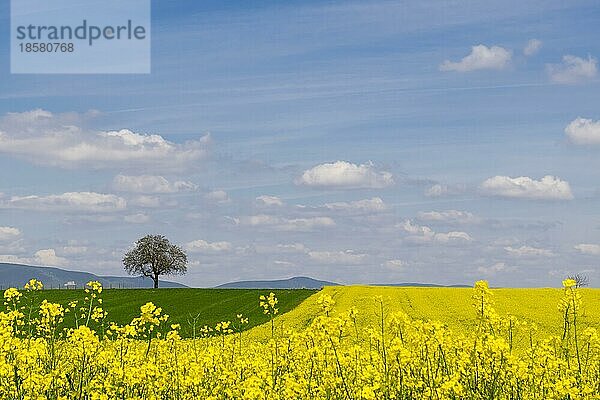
[12,288,317,337]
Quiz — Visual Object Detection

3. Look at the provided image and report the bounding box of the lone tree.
[566,273,589,288]
[123,235,187,289]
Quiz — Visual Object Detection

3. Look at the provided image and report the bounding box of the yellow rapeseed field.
[0,278,599,399]
[253,285,600,341]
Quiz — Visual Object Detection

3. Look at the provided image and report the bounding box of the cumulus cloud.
[480,176,574,200]
[434,231,473,243]
[236,214,335,231]
[383,259,408,268]
[256,195,283,207]
[124,213,150,224]
[477,262,515,275]
[34,249,69,266]
[0,227,21,241]
[523,39,542,56]
[440,45,511,72]
[425,184,447,197]
[308,250,367,265]
[565,117,600,145]
[61,246,88,255]
[274,243,308,253]
[186,239,232,253]
[297,161,393,189]
[323,197,387,212]
[0,254,31,265]
[547,55,597,84]
[574,244,600,256]
[0,248,69,267]
[253,243,309,254]
[113,175,197,193]
[0,110,209,170]
[417,210,479,224]
[2,192,127,212]
[401,220,473,244]
[424,183,466,198]
[504,245,555,257]
[205,190,231,204]
[129,195,161,208]
[274,260,295,267]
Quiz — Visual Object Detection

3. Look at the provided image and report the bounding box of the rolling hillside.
[2,287,317,337]
[250,285,600,341]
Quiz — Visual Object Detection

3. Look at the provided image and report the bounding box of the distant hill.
[217,276,339,289]
[216,277,469,289]
[0,263,187,289]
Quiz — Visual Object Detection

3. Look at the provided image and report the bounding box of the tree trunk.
[153,274,159,289]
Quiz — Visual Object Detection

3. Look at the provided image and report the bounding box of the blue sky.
[0,0,599,287]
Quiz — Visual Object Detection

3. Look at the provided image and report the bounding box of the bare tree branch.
[566,273,589,288]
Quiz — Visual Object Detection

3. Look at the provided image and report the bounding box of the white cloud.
[124,213,150,224]
[242,215,279,226]
[256,195,284,207]
[383,259,407,268]
[424,183,466,198]
[254,243,308,254]
[3,192,127,212]
[477,262,515,275]
[523,39,542,56]
[417,210,479,224]
[130,195,161,208]
[565,117,600,145]
[280,217,336,231]
[308,250,367,265]
[32,249,69,267]
[574,244,600,256]
[0,226,21,241]
[237,214,335,231]
[323,197,387,212]
[186,239,232,253]
[205,190,231,204]
[0,254,33,265]
[401,220,473,244]
[65,215,118,224]
[0,110,209,170]
[61,246,88,255]
[274,260,295,267]
[113,174,197,193]
[435,231,473,243]
[547,55,597,84]
[425,184,446,197]
[440,45,511,72]
[297,161,393,189]
[480,176,574,200]
[0,251,72,268]
[402,220,433,236]
[274,243,308,253]
[504,245,555,257]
